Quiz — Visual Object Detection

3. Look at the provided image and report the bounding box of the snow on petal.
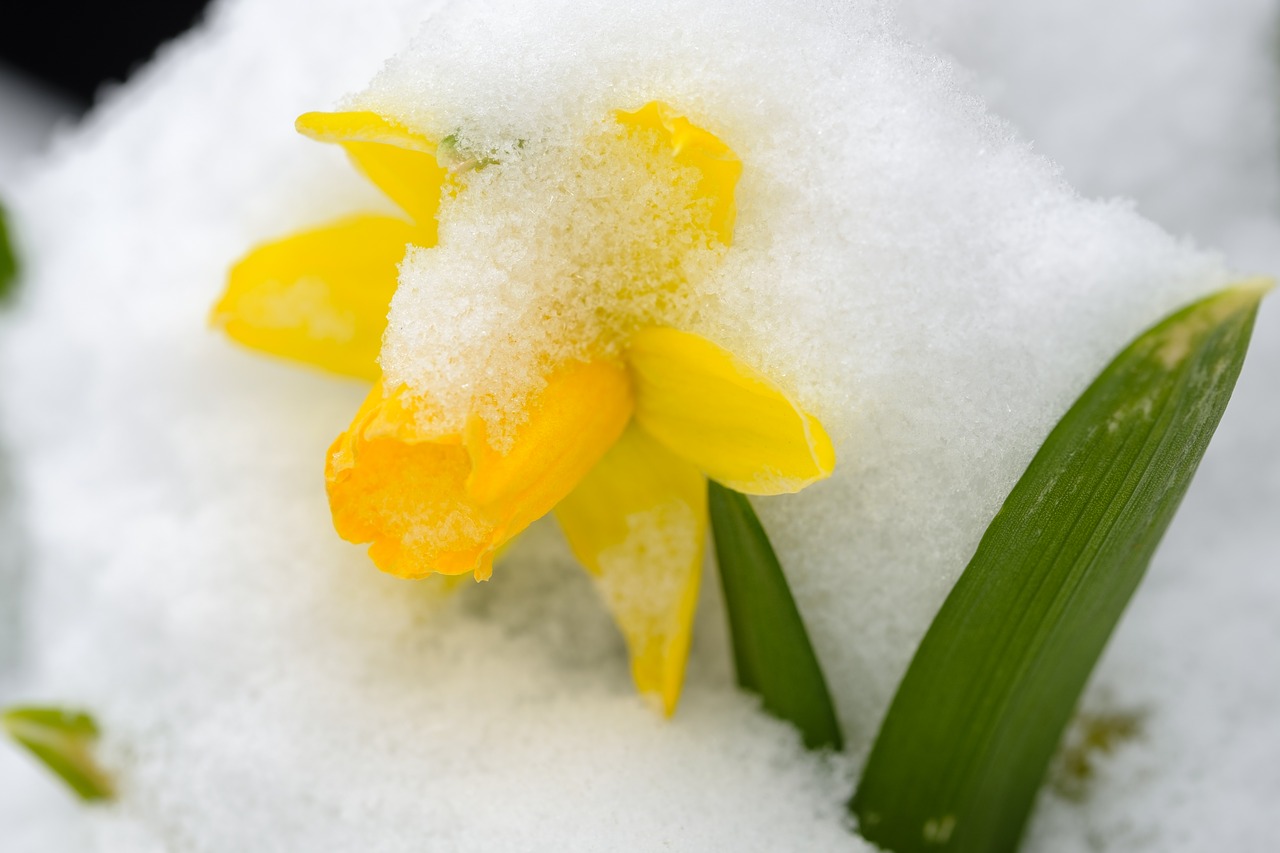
[615,101,741,244]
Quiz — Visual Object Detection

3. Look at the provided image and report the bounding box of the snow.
[0,0,1276,850]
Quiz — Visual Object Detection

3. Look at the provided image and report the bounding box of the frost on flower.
[213,102,833,714]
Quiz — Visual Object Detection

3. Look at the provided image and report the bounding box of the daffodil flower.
[213,102,835,713]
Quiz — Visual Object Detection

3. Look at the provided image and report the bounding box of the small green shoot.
[2,706,115,801]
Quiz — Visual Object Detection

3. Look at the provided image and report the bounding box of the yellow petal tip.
[295,110,436,153]
[637,687,680,718]
[629,327,837,496]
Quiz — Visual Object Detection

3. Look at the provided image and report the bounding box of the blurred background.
[0,0,209,189]
[0,0,209,104]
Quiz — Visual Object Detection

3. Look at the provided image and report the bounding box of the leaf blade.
[851,281,1270,852]
[708,481,843,750]
[2,706,115,801]
[0,200,16,299]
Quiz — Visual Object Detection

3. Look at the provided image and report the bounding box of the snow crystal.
[0,0,1274,850]
[382,121,721,446]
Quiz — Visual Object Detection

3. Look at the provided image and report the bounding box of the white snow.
[0,0,1275,850]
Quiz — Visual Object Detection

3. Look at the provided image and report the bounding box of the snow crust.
[0,0,1275,850]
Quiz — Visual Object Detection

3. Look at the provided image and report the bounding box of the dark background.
[0,0,212,105]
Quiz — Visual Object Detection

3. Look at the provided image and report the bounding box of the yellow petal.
[555,426,707,716]
[296,111,447,229]
[465,359,635,539]
[615,102,742,244]
[213,215,415,380]
[327,360,633,580]
[628,327,835,495]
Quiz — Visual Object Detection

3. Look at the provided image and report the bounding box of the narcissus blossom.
[213,103,834,713]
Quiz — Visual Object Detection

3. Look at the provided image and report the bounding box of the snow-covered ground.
[1,1,1276,850]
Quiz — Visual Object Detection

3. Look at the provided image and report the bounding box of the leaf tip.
[2,705,116,802]
[1226,276,1274,303]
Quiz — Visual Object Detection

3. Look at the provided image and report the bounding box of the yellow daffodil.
[213,102,835,714]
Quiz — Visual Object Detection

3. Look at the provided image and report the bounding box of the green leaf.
[708,481,843,751]
[2,706,115,801]
[851,281,1270,853]
[0,200,17,299]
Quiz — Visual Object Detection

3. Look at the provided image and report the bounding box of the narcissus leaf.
[708,481,843,750]
[852,281,1271,853]
[2,706,115,801]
